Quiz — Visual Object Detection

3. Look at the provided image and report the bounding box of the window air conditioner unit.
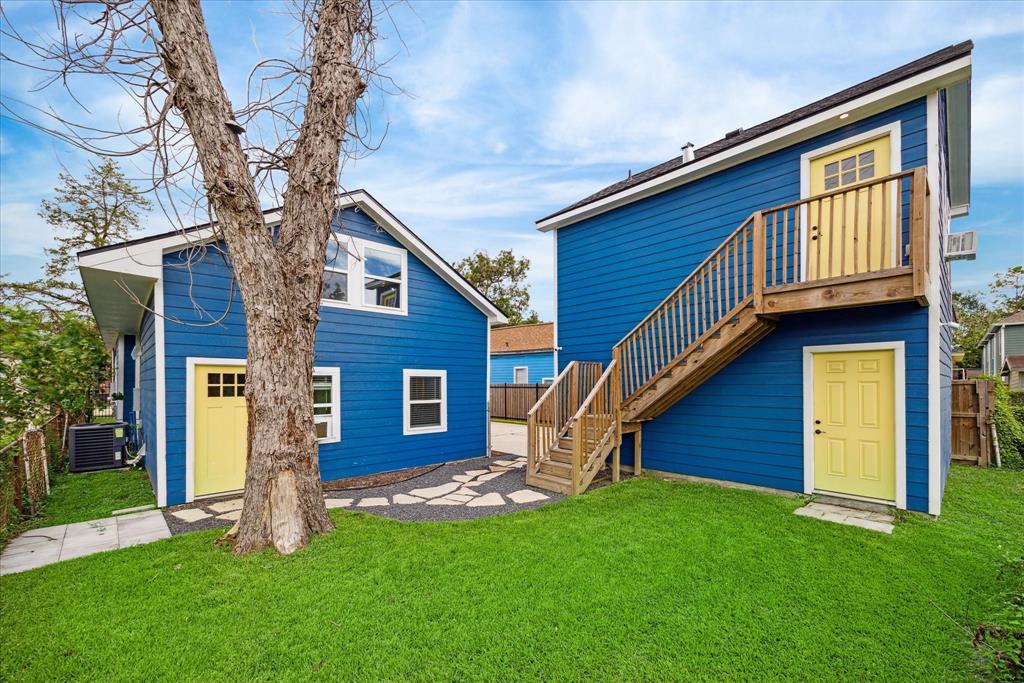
[946,231,977,261]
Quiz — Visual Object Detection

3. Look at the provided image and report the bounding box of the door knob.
[814,429,824,435]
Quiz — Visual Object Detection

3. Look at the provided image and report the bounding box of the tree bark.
[150,0,366,554]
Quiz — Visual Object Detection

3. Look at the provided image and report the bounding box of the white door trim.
[798,122,902,281]
[513,366,529,384]
[802,341,907,509]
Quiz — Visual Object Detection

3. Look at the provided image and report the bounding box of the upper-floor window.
[321,234,407,315]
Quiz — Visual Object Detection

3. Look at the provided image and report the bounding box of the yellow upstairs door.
[812,350,896,501]
[807,136,892,280]
[194,365,248,497]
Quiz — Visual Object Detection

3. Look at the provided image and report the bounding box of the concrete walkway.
[491,421,526,456]
[0,510,170,576]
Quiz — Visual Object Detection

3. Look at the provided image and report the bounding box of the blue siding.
[139,305,158,493]
[556,99,935,511]
[122,334,136,426]
[159,207,488,505]
[492,351,555,383]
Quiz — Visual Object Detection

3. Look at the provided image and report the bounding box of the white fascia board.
[340,191,508,323]
[536,56,972,232]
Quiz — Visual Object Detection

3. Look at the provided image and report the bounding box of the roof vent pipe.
[680,142,695,163]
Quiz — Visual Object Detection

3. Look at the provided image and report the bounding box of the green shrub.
[973,550,1024,682]
[982,376,1024,470]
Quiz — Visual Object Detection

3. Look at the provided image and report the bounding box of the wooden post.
[752,211,766,313]
[635,424,643,477]
[910,167,929,305]
[612,444,621,483]
[977,381,990,468]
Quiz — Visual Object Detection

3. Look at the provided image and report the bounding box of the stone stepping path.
[794,501,895,534]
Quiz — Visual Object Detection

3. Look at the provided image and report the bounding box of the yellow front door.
[194,365,248,497]
[812,350,896,501]
[808,135,892,280]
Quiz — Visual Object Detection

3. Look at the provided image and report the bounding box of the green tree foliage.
[454,249,541,325]
[980,376,1024,470]
[2,159,150,313]
[953,265,1024,368]
[0,305,108,439]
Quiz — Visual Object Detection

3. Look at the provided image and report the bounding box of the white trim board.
[536,55,970,232]
[184,357,340,503]
[154,280,168,508]
[798,122,902,280]
[802,341,907,510]
[513,366,529,384]
[926,91,943,517]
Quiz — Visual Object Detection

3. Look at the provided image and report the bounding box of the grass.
[491,417,527,425]
[1,467,1022,681]
[25,468,154,528]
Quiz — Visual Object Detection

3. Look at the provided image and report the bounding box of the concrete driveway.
[491,421,526,457]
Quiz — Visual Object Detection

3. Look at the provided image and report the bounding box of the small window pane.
[207,386,220,397]
[365,248,402,279]
[325,238,348,271]
[237,385,245,397]
[323,271,348,302]
[364,279,401,308]
[313,388,331,405]
[858,150,875,165]
[222,373,234,384]
[824,161,839,176]
[841,170,857,185]
[859,164,875,180]
[314,406,332,415]
[409,376,441,401]
[223,385,235,397]
[315,421,328,439]
[840,155,856,171]
[208,373,220,384]
[824,176,840,190]
[410,402,441,428]
[237,374,246,385]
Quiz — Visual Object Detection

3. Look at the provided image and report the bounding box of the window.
[321,233,407,315]
[323,237,349,303]
[403,369,446,435]
[207,371,245,398]
[363,246,404,310]
[823,149,876,190]
[312,368,341,443]
[513,366,529,384]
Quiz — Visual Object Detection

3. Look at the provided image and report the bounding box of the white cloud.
[972,72,1024,184]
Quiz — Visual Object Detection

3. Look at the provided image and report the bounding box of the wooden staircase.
[527,167,932,495]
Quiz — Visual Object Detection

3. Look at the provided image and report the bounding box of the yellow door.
[812,350,896,501]
[195,365,248,497]
[808,136,892,280]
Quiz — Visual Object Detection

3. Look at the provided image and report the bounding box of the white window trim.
[403,369,447,436]
[802,341,907,510]
[798,122,902,282]
[313,367,341,445]
[513,366,529,384]
[321,235,408,316]
[185,357,341,503]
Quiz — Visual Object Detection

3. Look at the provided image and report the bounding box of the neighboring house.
[78,191,506,506]
[530,42,973,517]
[980,310,1024,379]
[490,322,556,384]
[1003,356,1024,390]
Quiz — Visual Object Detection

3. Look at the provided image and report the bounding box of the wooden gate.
[490,384,546,421]
[951,379,996,467]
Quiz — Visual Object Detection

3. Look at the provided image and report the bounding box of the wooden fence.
[491,384,548,421]
[952,379,996,467]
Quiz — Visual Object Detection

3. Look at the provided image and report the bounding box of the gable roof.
[980,309,1024,347]
[78,190,507,346]
[537,40,973,231]
[1004,355,1024,372]
[491,322,554,354]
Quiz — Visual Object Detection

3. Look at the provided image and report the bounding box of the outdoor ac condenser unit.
[68,423,127,473]
[946,231,978,261]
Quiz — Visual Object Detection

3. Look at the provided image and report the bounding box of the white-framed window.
[321,233,407,315]
[513,366,529,384]
[312,367,341,444]
[541,377,554,385]
[403,369,447,435]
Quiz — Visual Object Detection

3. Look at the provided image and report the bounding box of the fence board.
[951,379,996,467]
[491,384,547,421]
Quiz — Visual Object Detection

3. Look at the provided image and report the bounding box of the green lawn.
[27,468,154,528]
[1,467,1021,681]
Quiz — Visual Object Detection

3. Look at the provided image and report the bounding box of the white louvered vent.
[946,231,977,261]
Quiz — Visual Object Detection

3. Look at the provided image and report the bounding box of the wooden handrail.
[526,361,573,418]
[527,360,603,479]
[570,359,620,493]
[762,168,915,214]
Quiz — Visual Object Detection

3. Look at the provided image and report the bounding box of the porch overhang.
[80,266,157,349]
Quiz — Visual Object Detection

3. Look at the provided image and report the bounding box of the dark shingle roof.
[541,40,973,223]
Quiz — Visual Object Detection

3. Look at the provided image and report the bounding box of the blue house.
[526,42,972,517]
[490,322,556,384]
[79,191,506,506]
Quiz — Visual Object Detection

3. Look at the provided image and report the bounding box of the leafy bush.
[973,550,1024,681]
[982,377,1024,470]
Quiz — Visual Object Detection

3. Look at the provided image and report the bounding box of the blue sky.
[2,1,1022,320]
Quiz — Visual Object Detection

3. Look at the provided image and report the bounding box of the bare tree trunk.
[151,0,365,554]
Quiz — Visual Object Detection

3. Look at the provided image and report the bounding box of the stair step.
[549,446,573,463]
[539,458,572,477]
[526,470,573,495]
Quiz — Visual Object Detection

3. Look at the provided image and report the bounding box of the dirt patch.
[321,463,442,491]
